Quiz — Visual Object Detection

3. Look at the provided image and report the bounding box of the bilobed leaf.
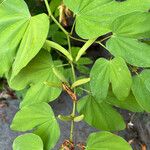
[86,132,132,150]
[13,133,43,150]
[11,102,60,150]
[11,14,49,78]
[9,50,62,106]
[77,95,125,131]
[107,12,150,67]
[0,0,49,77]
[90,57,132,101]
[64,0,150,39]
[0,0,30,75]
[132,70,150,112]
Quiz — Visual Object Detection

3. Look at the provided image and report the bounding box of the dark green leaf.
[132,70,150,112]
[106,91,144,112]
[77,95,125,131]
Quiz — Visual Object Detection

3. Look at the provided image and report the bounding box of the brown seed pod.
[62,82,77,101]
[61,140,74,150]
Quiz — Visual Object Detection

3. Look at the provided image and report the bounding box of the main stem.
[44,0,77,142]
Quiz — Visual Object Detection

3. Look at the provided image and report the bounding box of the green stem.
[56,63,70,68]
[99,35,112,43]
[44,0,77,142]
[69,35,87,43]
[98,41,109,50]
[70,19,76,35]
[67,35,72,54]
[79,87,91,94]
[44,0,68,35]
[69,63,77,142]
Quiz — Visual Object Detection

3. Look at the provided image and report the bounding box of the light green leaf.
[45,40,73,61]
[107,12,150,67]
[11,13,49,78]
[20,82,61,108]
[11,102,60,150]
[86,132,132,150]
[90,57,132,101]
[9,50,62,106]
[13,133,43,150]
[71,78,90,89]
[64,0,150,39]
[77,95,125,131]
[106,91,144,112]
[132,70,150,112]
[0,0,30,75]
[77,57,93,65]
[0,0,49,77]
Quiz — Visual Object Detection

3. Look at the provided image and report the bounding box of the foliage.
[0,0,150,149]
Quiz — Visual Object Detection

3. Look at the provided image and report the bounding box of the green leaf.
[0,0,49,77]
[110,12,150,39]
[0,0,30,75]
[9,50,54,89]
[11,102,60,150]
[52,31,67,45]
[49,0,62,14]
[20,82,61,108]
[11,13,49,78]
[132,70,150,112]
[106,91,144,112]
[34,121,60,150]
[13,133,43,150]
[107,12,150,67]
[90,57,132,101]
[71,78,90,89]
[9,50,62,106]
[77,57,93,65]
[64,0,150,39]
[45,40,73,61]
[77,95,125,131]
[86,132,132,150]
[76,65,90,75]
